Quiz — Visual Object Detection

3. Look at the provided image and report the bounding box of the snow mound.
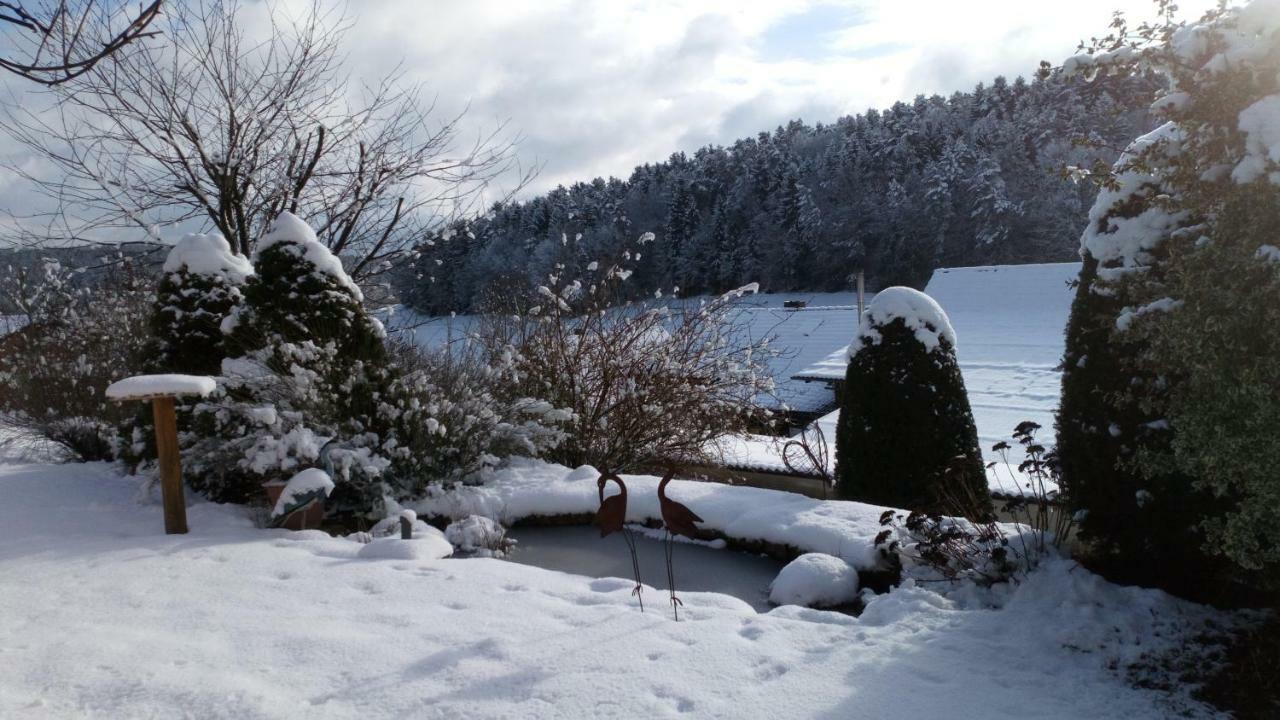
[1235,94,1280,184]
[1080,122,1188,276]
[357,527,453,561]
[769,553,860,608]
[105,374,217,400]
[445,515,508,556]
[564,464,600,483]
[849,286,956,357]
[270,468,334,518]
[162,232,253,281]
[257,211,363,301]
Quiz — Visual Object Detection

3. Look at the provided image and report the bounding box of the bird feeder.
[105,374,217,534]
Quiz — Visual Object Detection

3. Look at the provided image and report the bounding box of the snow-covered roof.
[105,374,217,400]
[724,293,865,414]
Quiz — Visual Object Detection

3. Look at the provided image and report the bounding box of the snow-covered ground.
[0,458,1227,719]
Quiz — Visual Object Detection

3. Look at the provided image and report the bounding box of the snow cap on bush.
[258,211,362,301]
[849,286,956,358]
[163,232,253,281]
[769,553,859,608]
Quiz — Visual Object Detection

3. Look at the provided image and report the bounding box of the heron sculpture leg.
[622,528,644,612]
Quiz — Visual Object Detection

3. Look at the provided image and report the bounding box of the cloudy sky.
[332,0,1209,195]
[0,0,1213,241]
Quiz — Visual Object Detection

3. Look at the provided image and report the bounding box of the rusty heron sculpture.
[657,468,702,621]
[596,471,645,612]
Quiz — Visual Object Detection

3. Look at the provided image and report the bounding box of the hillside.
[399,69,1155,314]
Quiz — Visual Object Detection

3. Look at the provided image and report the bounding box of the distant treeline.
[395,69,1155,314]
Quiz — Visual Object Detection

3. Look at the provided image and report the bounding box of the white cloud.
[0,0,1219,241]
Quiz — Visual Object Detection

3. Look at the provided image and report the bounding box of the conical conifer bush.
[834,287,988,514]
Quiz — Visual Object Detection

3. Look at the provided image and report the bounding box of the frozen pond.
[503,525,785,612]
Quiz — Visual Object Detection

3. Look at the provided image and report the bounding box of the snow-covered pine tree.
[121,233,254,468]
[147,233,253,375]
[834,287,988,515]
[187,212,395,512]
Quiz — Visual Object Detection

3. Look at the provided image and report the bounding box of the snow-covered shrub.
[769,553,859,608]
[833,287,988,515]
[1057,0,1280,595]
[444,514,512,558]
[186,213,397,512]
[875,507,1034,586]
[0,256,152,460]
[481,232,779,472]
[379,339,567,497]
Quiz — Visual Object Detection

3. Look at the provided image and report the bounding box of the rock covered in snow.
[849,286,956,357]
[105,374,217,400]
[163,232,253,281]
[445,515,509,557]
[257,211,363,301]
[769,553,860,608]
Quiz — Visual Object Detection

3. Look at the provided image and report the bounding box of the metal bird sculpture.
[596,471,644,612]
[657,468,702,621]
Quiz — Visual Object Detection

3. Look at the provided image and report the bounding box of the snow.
[1256,244,1280,263]
[1234,94,1280,185]
[1081,122,1187,275]
[270,468,335,517]
[0,458,1230,718]
[415,458,893,572]
[769,553,859,608]
[104,373,217,400]
[1116,297,1183,332]
[257,211,363,301]
[162,232,253,281]
[848,286,956,357]
[356,528,453,561]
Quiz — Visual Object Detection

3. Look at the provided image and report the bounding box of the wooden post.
[151,396,189,535]
[856,269,865,319]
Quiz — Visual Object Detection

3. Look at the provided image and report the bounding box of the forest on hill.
[397,69,1157,314]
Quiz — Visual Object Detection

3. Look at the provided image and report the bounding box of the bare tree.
[481,233,780,473]
[2,0,530,290]
[0,1,162,85]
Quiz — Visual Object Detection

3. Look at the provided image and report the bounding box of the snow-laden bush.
[834,287,988,515]
[1057,0,1280,595]
[481,231,780,472]
[0,256,153,460]
[186,212,397,511]
[769,553,859,608]
[444,514,511,558]
[184,212,566,516]
[381,339,568,497]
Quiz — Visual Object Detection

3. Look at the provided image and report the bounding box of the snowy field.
[0,457,1228,719]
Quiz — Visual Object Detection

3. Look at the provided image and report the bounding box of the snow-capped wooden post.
[105,374,217,535]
